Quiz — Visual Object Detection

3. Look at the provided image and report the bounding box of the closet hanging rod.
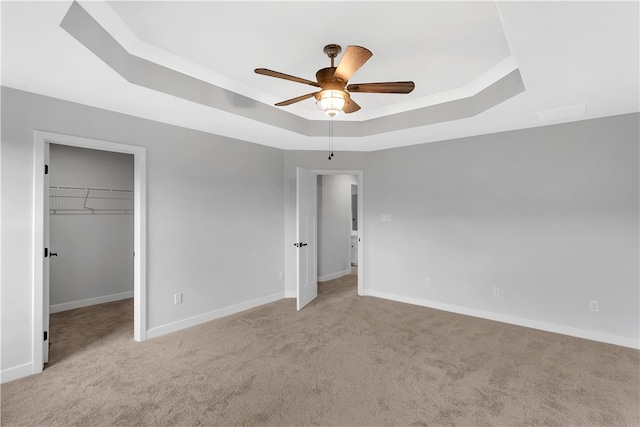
[49,186,134,215]
[50,185,133,193]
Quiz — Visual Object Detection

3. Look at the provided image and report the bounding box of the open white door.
[296,167,317,310]
[43,143,50,364]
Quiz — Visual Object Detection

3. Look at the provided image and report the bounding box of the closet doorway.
[33,131,147,375]
[48,144,134,365]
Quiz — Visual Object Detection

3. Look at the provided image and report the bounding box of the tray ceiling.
[1,1,638,151]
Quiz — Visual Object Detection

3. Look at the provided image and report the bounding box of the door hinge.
[44,247,48,258]
[44,331,48,341]
[44,164,49,175]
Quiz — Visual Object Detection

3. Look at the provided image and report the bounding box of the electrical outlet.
[424,277,430,287]
[493,287,501,297]
[381,214,392,222]
[589,300,599,312]
[174,292,182,305]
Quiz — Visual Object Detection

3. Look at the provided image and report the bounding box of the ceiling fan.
[255,44,415,117]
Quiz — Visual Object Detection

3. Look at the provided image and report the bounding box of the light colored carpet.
[2,273,639,426]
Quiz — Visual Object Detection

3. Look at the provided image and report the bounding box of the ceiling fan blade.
[343,97,361,114]
[255,68,321,88]
[275,92,318,106]
[347,81,415,94]
[334,46,373,83]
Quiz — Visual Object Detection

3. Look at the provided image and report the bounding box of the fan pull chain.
[328,118,335,160]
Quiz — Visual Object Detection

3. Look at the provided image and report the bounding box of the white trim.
[367,290,640,349]
[132,149,147,341]
[1,363,34,384]
[50,291,134,314]
[318,268,352,283]
[33,140,46,374]
[32,131,147,381]
[146,292,284,339]
[284,291,297,298]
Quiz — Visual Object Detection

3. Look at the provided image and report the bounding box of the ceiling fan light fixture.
[256,44,413,116]
[316,90,346,117]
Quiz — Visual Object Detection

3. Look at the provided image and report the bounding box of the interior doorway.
[33,131,147,376]
[313,169,364,295]
[47,144,134,364]
[317,174,359,282]
[49,144,134,313]
[295,168,364,310]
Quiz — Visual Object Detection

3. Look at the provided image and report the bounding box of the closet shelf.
[50,186,133,215]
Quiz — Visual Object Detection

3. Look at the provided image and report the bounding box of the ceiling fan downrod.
[328,117,335,160]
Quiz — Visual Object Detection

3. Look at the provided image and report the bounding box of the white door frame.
[33,131,147,374]
[312,169,364,296]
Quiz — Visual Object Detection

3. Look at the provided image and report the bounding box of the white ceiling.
[1,1,638,151]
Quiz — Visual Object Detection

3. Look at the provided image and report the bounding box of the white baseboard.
[146,292,284,339]
[284,291,297,298]
[1,362,34,384]
[366,290,640,349]
[50,291,134,313]
[318,268,352,282]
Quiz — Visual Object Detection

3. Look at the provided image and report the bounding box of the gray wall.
[1,87,285,373]
[49,144,134,310]
[364,114,639,341]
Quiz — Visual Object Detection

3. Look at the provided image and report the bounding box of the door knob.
[50,252,58,257]
[293,242,308,248]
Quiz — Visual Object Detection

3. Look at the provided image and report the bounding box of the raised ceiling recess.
[58,1,524,139]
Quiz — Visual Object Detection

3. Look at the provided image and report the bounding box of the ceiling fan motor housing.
[316,67,346,89]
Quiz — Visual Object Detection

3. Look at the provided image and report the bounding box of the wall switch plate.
[493,287,501,297]
[589,300,599,312]
[279,272,284,281]
[174,292,182,305]
[424,277,430,287]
